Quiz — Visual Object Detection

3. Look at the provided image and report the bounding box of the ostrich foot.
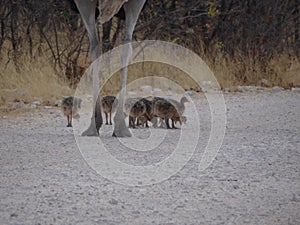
[82,125,99,136]
[112,119,131,137]
[82,118,101,136]
[112,127,132,137]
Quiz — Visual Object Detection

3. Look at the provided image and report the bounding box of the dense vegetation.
[1,0,299,87]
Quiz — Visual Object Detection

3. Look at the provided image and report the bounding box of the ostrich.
[74,0,146,137]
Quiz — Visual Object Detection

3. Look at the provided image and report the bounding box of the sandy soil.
[0,91,299,224]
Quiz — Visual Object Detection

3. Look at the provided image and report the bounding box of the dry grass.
[204,50,300,89]
[1,46,299,107]
[0,56,72,105]
[99,52,300,96]
[100,62,200,96]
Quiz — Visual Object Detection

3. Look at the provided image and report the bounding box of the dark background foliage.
[0,0,299,86]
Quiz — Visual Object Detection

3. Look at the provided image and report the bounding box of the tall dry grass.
[100,62,200,97]
[1,42,299,107]
[0,55,72,105]
[99,51,300,96]
[199,48,300,89]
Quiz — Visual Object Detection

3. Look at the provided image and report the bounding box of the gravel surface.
[0,91,299,225]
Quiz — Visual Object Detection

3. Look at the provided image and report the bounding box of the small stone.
[261,79,270,87]
[29,103,37,109]
[185,90,197,96]
[201,81,212,86]
[128,91,137,96]
[15,101,25,108]
[237,86,258,92]
[32,100,41,105]
[291,87,300,93]
[33,97,42,102]
[140,85,153,92]
[49,97,58,105]
[153,88,162,93]
[236,86,244,92]
[73,113,80,119]
[167,90,174,96]
[272,86,284,92]
[132,210,140,215]
[50,109,62,118]
[54,99,62,106]
[108,198,118,205]
[10,213,18,218]
[223,88,230,93]
[8,101,25,108]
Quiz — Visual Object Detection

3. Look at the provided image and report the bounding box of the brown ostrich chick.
[61,96,82,127]
[136,98,153,128]
[101,96,118,125]
[129,100,147,128]
[152,96,188,129]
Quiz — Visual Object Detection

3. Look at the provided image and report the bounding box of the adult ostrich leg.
[75,0,102,136]
[113,0,146,137]
[74,0,146,137]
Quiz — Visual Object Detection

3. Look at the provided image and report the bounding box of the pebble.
[237,86,259,92]
[261,79,270,87]
[128,91,137,96]
[108,198,118,205]
[272,86,284,92]
[7,101,25,108]
[167,90,174,96]
[185,90,197,96]
[55,99,62,106]
[10,213,18,218]
[153,88,162,93]
[291,87,300,93]
[50,110,62,118]
[140,85,153,92]
[29,103,38,109]
[201,81,212,86]
[33,97,42,102]
[32,101,41,105]
[223,88,230,93]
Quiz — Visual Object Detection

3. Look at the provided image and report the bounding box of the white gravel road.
[0,90,299,224]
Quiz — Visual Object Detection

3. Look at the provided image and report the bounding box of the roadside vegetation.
[0,0,299,103]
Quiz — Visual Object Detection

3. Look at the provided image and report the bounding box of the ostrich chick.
[61,96,82,127]
[101,96,118,125]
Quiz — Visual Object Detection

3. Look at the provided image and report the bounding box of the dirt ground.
[0,90,299,224]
